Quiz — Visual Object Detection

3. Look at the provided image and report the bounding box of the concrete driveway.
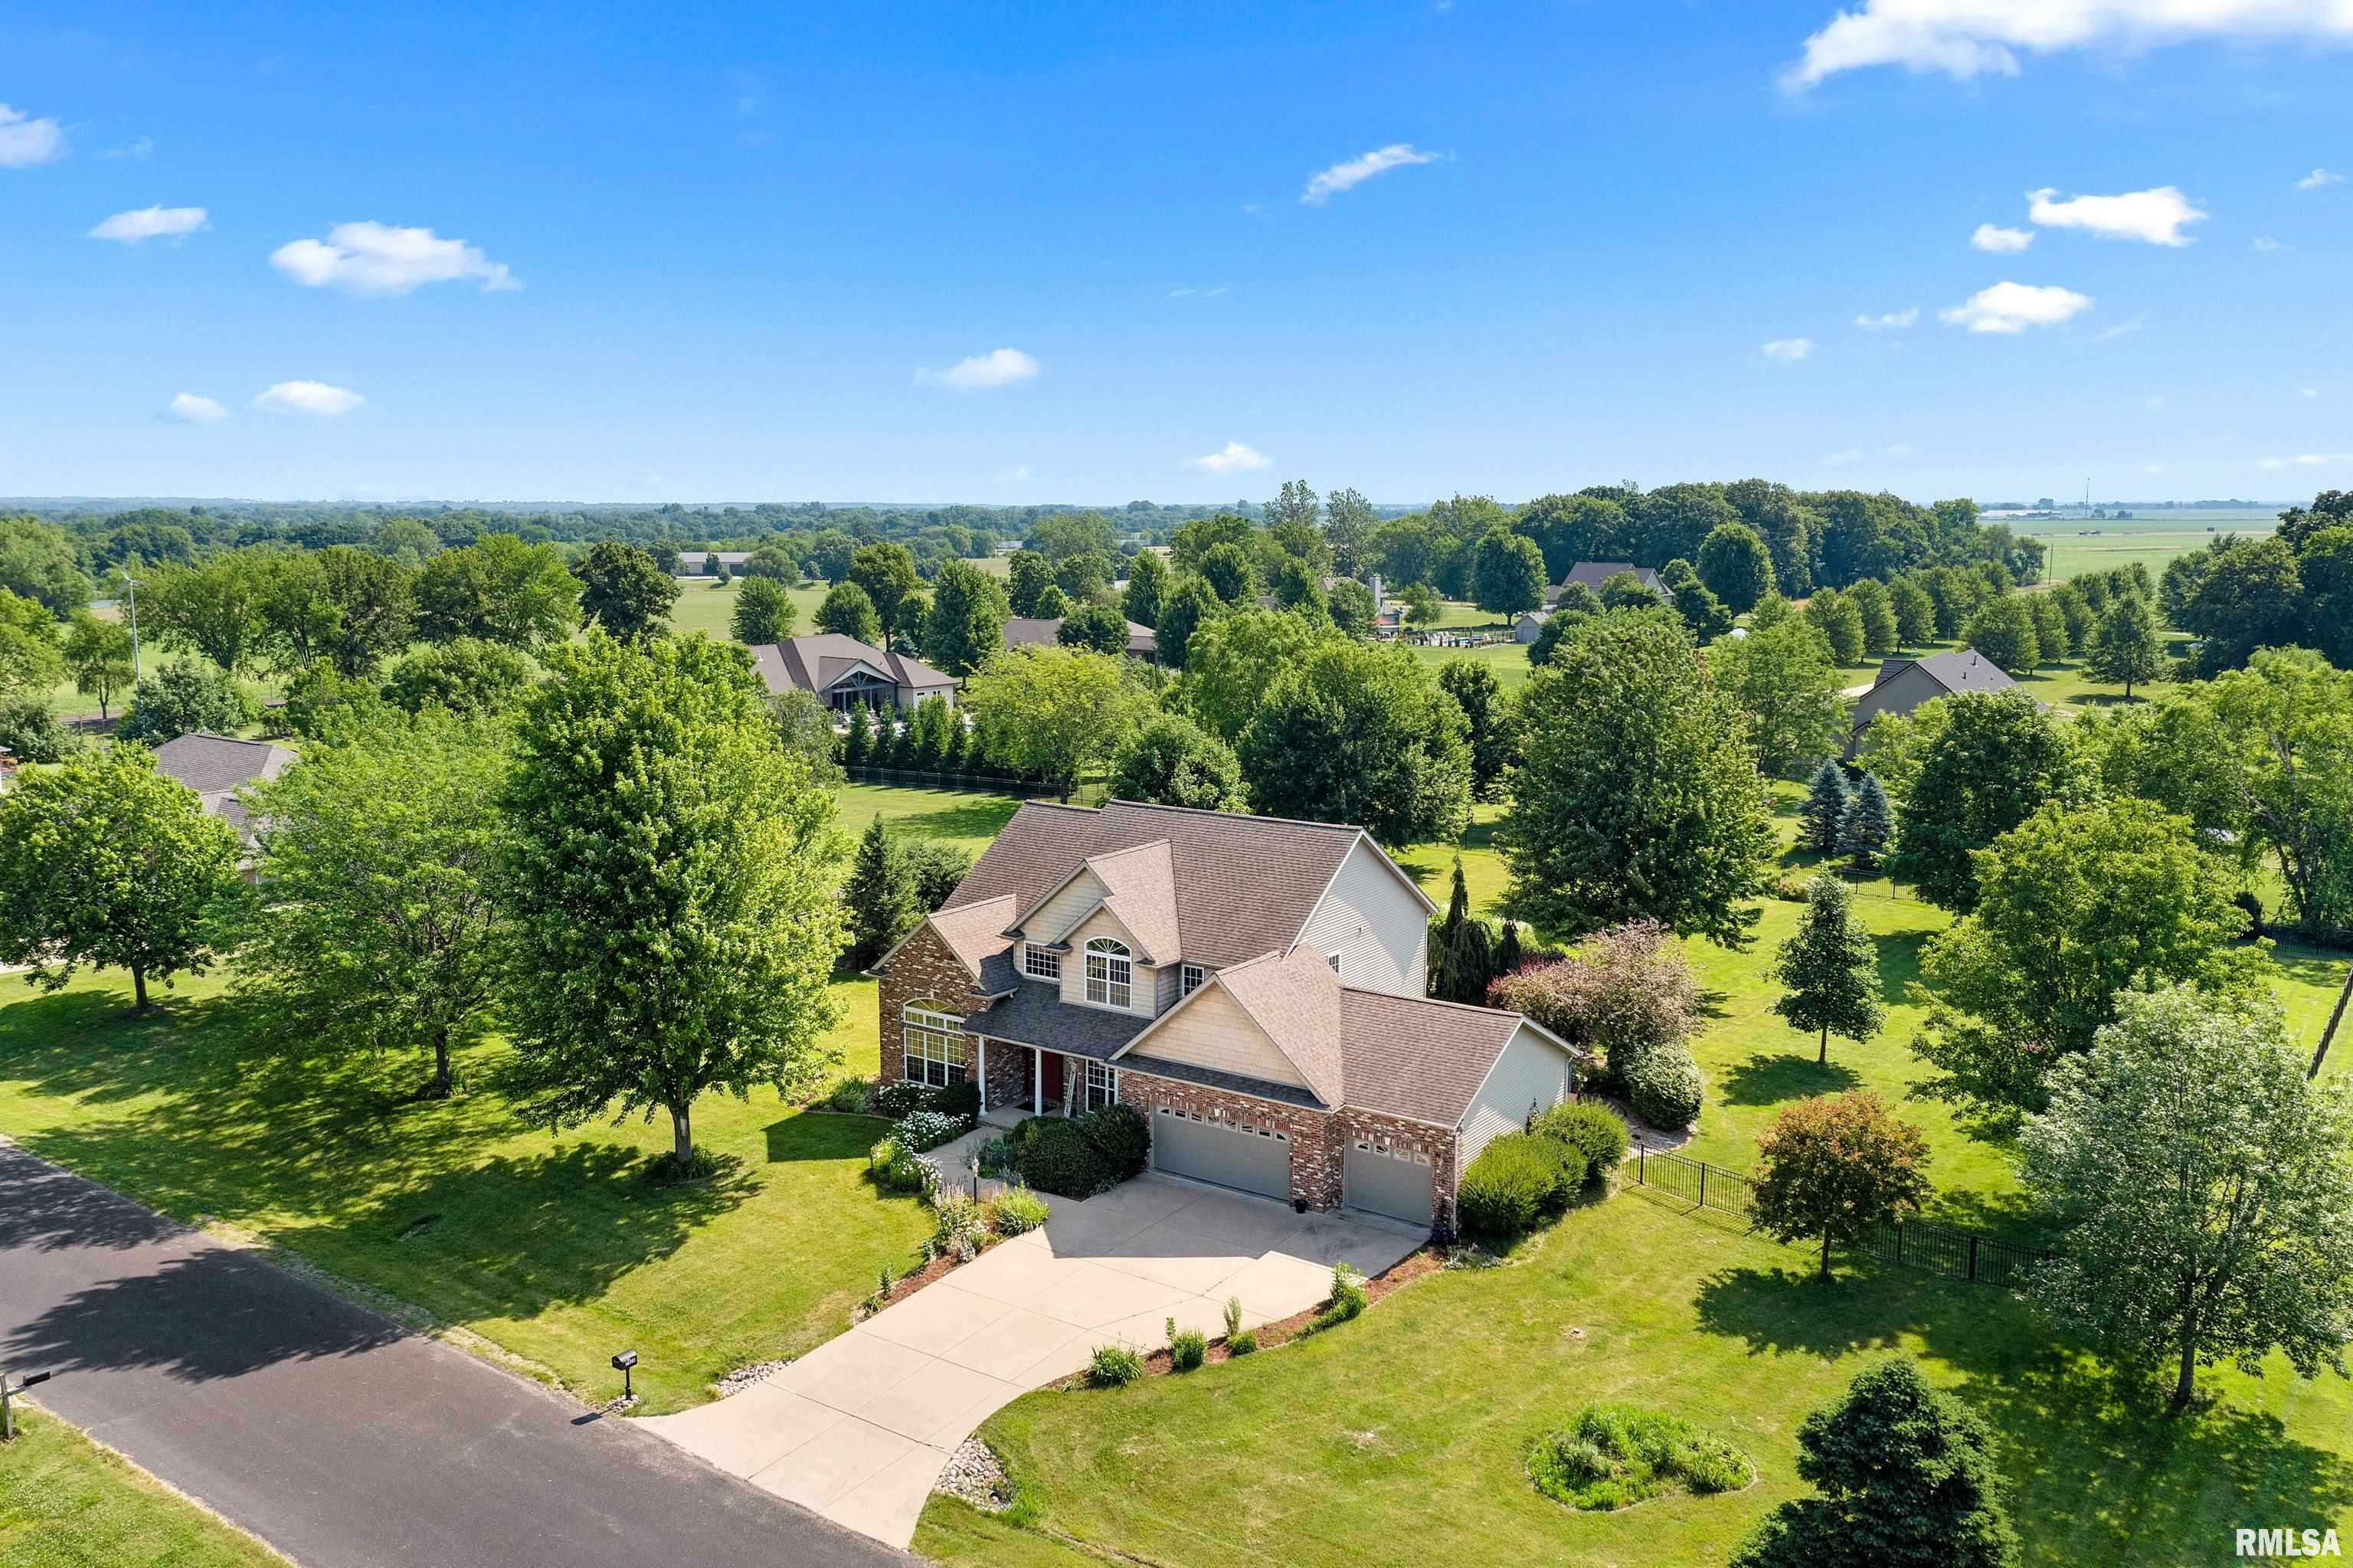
[642,1174,1422,1548]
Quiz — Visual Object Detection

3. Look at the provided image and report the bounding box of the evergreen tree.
[1838,774,1894,873]
[1771,875,1885,1064]
[1428,856,1494,1003]
[1800,760,1852,854]
[1733,1359,2019,1568]
[941,709,970,771]
[1493,919,1524,979]
[843,704,873,766]
[843,815,920,970]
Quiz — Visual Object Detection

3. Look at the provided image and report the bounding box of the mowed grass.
[661,575,833,641]
[0,1404,287,1568]
[918,1190,2353,1568]
[837,783,1023,858]
[0,969,918,1414]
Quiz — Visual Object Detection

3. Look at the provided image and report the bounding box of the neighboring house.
[673,550,751,575]
[748,635,957,712]
[1514,609,1551,643]
[1002,616,1158,660]
[1545,561,1673,607]
[876,800,1583,1233]
[151,732,296,862]
[1847,647,2019,752]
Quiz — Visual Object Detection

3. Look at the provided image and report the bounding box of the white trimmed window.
[1326,951,1343,975]
[1023,944,1062,981]
[1180,964,1205,996]
[902,1002,967,1088]
[1085,937,1133,1009]
[1083,1060,1118,1114]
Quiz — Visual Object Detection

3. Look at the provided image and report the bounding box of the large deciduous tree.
[1435,658,1517,802]
[1121,549,1169,630]
[2196,647,2353,931]
[62,609,134,720]
[815,581,884,643]
[145,549,277,674]
[571,541,679,642]
[731,575,799,646]
[114,662,254,745]
[1772,874,1884,1065]
[240,709,508,1098]
[1710,617,1848,777]
[1471,530,1548,617]
[1913,797,2264,1129]
[497,633,847,1170]
[2083,593,2166,698]
[1497,610,1772,944]
[1732,1359,2019,1568]
[1055,602,1132,656]
[1696,522,1775,614]
[846,543,922,642]
[1108,712,1245,811]
[0,745,243,1010]
[921,558,1010,676]
[0,588,65,699]
[1886,690,2085,913]
[2021,986,2353,1406]
[415,533,581,647]
[1152,574,1225,669]
[1238,640,1472,847]
[1177,607,1337,744]
[1749,1092,1932,1283]
[964,644,1154,800]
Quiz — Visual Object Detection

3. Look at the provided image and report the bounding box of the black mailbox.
[610,1350,637,1372]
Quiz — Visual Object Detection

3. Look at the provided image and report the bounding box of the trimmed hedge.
[1457,1133,1586,1237]
[1014,1117,1119,1198]
[1622,1045,1703,1131]
[1531,1100,1630,1182]
[1078,1102,1150,1179]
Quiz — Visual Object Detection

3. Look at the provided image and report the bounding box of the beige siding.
[1056,907,1155,1017]
[1298,839,1430,999]
[1029,869,1108,947]
[1457,1024,1575,1164]
[1131,985,1310,1088]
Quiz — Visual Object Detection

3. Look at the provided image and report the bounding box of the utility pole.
[121,568,145,683]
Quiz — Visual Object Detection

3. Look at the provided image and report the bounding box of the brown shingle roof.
[944,800,1373,971]
[927,895,1016,978]
[1340,989,1575,1126]
[1212,948,1346,1108]
[151,732,296,837]
[750,636,954,700]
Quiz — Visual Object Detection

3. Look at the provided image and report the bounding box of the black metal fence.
[1629,1144,2051,1289]
[843,766,1106,805]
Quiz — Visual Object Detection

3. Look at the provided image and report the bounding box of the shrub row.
[1011,1102,1150,1198]
[1458,1133,1586,1237]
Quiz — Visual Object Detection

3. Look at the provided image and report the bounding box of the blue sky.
[5,1,2351,505]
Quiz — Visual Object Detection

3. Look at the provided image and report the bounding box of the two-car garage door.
[1345,1138,1435,1228]
[1150,1105,1291,1201]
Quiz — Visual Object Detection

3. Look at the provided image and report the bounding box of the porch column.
[1033,1049,1042,1116]
[975,1036,987,1112]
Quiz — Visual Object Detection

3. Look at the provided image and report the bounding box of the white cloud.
[1972,223,2034,253]
[100,136,154,160]
[2299,167,2344,190]
[915,348,1040,390]
[1169,286,1228,298]
[254,380,365,417]
[270,221,519,295]
[2027,185,2206,245]
[2093,312,2147,340]
[1784,1,2353,90]
[1854,307,1919,329]
[2144,394,2166,409]
[0,103,65,167]
[1301,143,1439,205]
[2260,453,2351,470]
[90,205,210,244]
[1822,448,1864,467]
[1187,441,1271,476]
[165,393,228,424]
[2301,385,2320,397]
[1761,337,1815,362]
[1939,281,2094,333]
[2253,235,2281,250]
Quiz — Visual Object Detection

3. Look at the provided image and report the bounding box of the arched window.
[902,1001,967,1088]
[1085,937,1133,1009]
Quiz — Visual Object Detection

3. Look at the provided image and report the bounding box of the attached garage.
[1344,1136,1435,1228]
[1150,1105,1291,1201]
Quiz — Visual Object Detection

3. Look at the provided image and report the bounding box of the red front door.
[1040,1050,1064,1109]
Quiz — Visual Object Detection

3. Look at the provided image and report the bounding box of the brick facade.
[875,923,981,1088]
[1116,1069,1345,1213]
[979,1036,1034,1114]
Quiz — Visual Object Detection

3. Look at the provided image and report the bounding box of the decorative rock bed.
[713,1359,793,1398]
[934,1437,1015,1511]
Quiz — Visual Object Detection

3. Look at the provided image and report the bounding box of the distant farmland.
[2019,509,2283,581]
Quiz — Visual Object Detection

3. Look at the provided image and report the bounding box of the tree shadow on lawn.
[1692,1262,2353,1553]
[763,1111,896,1166]
[1716,1053,1862,1106]
[864,793,1023,846]
[1872,928,1935,1004]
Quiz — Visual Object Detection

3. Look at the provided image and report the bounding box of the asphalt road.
[0,1142,909,1568]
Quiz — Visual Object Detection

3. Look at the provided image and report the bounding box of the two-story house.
[876,800,1582,1234]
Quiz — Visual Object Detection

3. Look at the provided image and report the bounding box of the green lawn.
[837,782,1023,858]
[0,967,920,1415]
[917,1191,2353,1568]
[0,1405,287,1567]
[662,576,833,641]
[1408,637,1532,692]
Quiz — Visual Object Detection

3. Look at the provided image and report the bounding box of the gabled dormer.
[1006,840,1181,1017]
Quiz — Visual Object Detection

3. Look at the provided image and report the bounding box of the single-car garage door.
[1151,1105,1291,1201]
[1346,1137,1435,1228]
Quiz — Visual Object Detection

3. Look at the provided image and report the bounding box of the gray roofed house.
[673,550,750,575]
[1545,561,1674,607]
[876,799,1585,1233]
[748,634,957,712]
[1847,647,2021,752]
[1002,615,1158,660]
[149,732,296,856]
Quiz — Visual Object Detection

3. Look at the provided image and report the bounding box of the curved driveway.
[0,1141,905,1568]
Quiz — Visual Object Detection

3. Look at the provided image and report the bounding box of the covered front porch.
[971,1036,1120,1124]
